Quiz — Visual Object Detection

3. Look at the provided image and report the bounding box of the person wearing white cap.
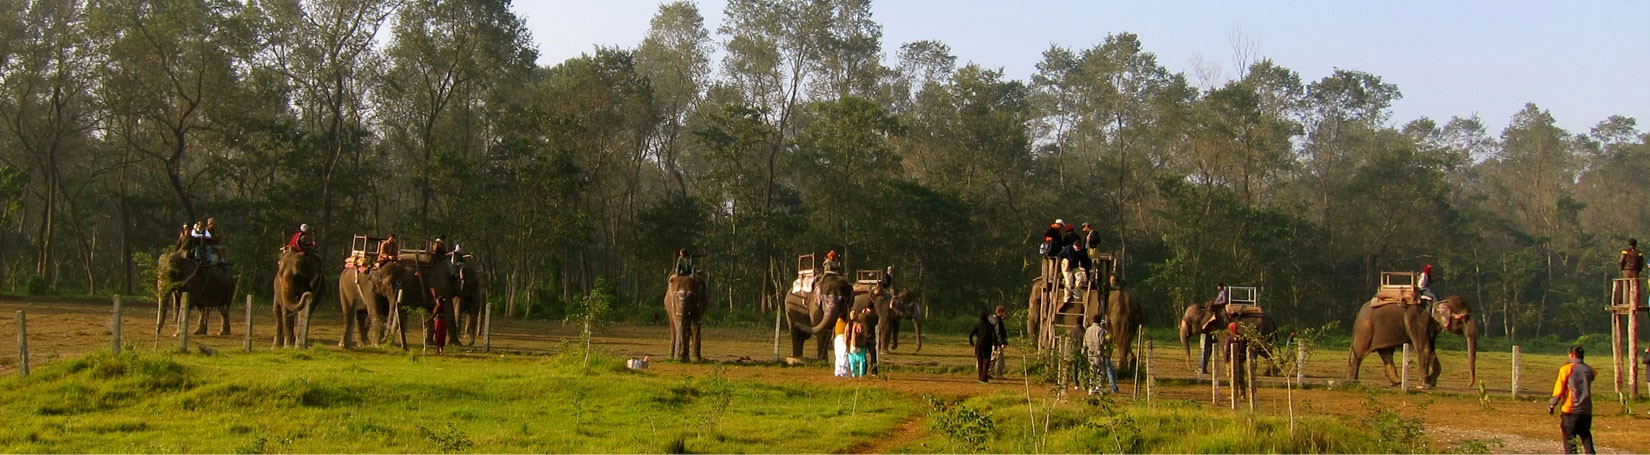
[286,223,314,254]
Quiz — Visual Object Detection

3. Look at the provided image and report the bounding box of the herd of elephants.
[149,239,1479,390]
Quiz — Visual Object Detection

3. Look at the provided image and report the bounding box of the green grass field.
[0,345,1441,454]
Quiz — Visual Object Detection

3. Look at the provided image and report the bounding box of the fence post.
[1296,341,1306,384]
[1511,345,1521,398]
[244,295,253,352]
[1133,324,1144,399]
[1211,337,1221,404]
[772,295,783,361]
[17,310,28,377]
[1145,340,1154,408]
[1247,345,1256,412]
[112,296,123,355]
[483,298,493,353]
[1400,343,1410,392]
[1198,333,1208,378]
[180,293,191,353]
[1229,342,1237,410]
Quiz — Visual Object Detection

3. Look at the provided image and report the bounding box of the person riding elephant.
[286,223,316,255]
[1348,294,1478,389]
[1180,298,1277,375]
[674,248,697,276]
[375,233,399,268]
[273,248,324,348]
[821,250,842,275]
[665,273,709,361]
[155,249,236,336]
[783,270,854,360]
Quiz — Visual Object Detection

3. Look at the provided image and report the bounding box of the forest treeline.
[1,0,1644,341]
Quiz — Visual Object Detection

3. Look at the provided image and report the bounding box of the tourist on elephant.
[1620,239,1644,279]
[204,217,226,264]
[879,266,894,290]
[1057,244,1091,302]
[674,248,696,276]
[1081,223,1101,259]
[376,234,399,267]
[175,223,192,253]
[1084,317,1118,395]
[989,306,1008,378]
[1060,223,1080,254]
[189,221,215,264]
[1549,345,1595,454]
[968,311,998,384]
[822,250,842,275]
[286,224,314,253]
[1224,321,1249,398]
[1041,219,1065,257]
[430,235,449,261]
[1418,264,1438,303]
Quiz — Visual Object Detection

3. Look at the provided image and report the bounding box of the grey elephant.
[783,272,854,359]
[665,273,708,361]
[1179,302,1278,374]
[273,249,324,347]
[1348,295,1478,389]
[156,250,237,336]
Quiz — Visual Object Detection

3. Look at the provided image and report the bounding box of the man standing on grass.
[968,311,998,384]
[1548,345,1595,454]
[988,305,1008,378]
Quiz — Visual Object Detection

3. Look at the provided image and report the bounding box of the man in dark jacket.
[1041,219,1065,257]
[988,306,1009,378]
[968,311,998,383]
[1549,345,1596,454]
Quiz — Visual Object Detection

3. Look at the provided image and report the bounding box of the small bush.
[418,423,474,452]
[925,395,996,453]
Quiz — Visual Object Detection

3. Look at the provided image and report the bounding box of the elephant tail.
[1179,318,1192,368]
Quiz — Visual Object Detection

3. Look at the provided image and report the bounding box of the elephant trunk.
[1464,318,1478,387]
[806,294,843,335]
[912,310,923,353]
[1180,318,1192,368]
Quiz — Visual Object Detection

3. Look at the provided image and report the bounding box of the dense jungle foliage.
[0,0,1643,341]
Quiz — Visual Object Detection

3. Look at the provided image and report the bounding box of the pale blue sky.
[515,1,1648,135]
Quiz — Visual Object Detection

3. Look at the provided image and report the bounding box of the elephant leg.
[887,319,900,351]
[396,308,409,351]
[816,331,829,361]
[692,319,703,361]
[274,308,287,348]
[193,306,209,335]
[1376,350,1401,386]
[1424,352,1442,388]
[790,330,807,359]
[217,305,231,336]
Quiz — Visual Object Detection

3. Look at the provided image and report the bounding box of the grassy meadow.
[0,343,1446,454]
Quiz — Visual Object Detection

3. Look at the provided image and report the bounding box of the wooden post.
[1401,343,1410,392]
[1229,342,1237,410]
[1296,341,1306,384]
[1211,337,1221,404]
[1247,345,1256,412]
[1511,345,1521,398]
[1145,340,1154,407]
[483,297,493,353]
[1614,309,1625,394]
[180,293,191,353]
[772,291,783,361]
[1198,333,1208,378]
[1133,324,1144,399]
[17,310,28,377]
[112,296,123,355]
[1623,301,1636,398]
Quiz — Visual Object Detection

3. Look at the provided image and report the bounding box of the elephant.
[1027,275,1144,372]
[337,256,459,350]
[273,249,324,348]
[665,274,708,361]
[879,289,922,353]
[1104,287,1145,373]
[452,262,487,346]
[156,250,237,336]
[782,272,854,359]
[1348,295,1477,389]
[1179,302,1279,374]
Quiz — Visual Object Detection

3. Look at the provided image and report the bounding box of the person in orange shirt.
[1548,345,1595,454]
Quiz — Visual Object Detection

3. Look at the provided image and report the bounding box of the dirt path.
[848,410,929,454]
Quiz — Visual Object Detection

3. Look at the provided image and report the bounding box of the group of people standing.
[1040,219,1105,302]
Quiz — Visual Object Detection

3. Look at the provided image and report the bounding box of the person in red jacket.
[286,224,314,253]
